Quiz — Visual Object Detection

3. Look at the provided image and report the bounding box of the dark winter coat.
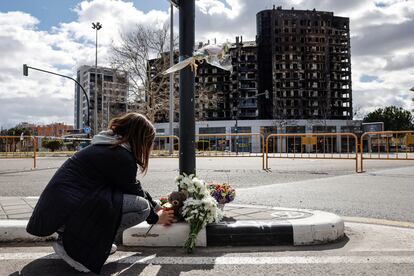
[26,144,159,273]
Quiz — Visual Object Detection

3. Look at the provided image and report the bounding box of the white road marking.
[343,216,414,229]
[1,253,414,264]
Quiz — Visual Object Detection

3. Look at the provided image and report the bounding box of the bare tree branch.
[110,24,176,122]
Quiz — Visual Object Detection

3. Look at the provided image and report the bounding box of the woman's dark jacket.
[26,144,159,273]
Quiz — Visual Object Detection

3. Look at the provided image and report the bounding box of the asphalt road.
[1,222,414,275]
[1,157,414,275]
[1,157,414,222]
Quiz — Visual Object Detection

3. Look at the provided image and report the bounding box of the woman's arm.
[109,148,161,223]
[110,151,143,195]
[144,190,162,211]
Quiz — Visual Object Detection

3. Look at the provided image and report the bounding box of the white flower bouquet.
[176,174,223,253]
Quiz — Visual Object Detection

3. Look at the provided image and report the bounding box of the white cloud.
[0,0,169,129]
[0,0,413,129]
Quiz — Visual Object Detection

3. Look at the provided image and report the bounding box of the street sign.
[83,127,91,134]
[362,122,384,133]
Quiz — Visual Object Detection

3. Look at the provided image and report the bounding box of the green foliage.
[363,106,414,131]
[4,127,33,136]
[42,139,63,152]
[64,141,80,151]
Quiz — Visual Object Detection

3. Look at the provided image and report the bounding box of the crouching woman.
[26,113,174,273]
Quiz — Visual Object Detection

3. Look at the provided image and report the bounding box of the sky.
[0,0,413,128]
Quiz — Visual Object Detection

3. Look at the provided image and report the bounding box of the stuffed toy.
[162,191,187,221]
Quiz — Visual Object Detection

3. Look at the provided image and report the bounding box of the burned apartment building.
[257,6,352,120]
[230,38,259,120]
[194,38,259,121]
[145,40,259,122]
[194,51,231,121]
[145,7,352,123]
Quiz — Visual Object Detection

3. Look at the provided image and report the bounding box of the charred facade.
[257,7,352,120]
[145,40,259,122]
[230,38,259,120]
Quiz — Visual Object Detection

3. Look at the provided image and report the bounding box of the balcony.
[239,111,257,118]
[239,102,257,108]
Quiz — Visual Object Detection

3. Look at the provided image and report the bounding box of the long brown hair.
[108,113,155,174]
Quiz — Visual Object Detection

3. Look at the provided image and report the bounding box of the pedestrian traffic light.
[23,64,28,76]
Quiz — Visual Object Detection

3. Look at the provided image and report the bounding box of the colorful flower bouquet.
[176,174,223,253]
[208,183,236,208]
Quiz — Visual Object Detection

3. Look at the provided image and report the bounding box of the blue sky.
[0,0,169,30]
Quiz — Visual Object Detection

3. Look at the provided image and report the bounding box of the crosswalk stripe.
[1,253,414,264]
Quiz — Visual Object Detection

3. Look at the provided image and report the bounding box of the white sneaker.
[52,241,90,273]
[110,244,117,255]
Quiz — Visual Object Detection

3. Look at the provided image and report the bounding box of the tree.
[194,77,221,121]
[5,127,32,136]
[42,139,63,152]
[363,106,414,131]
[110,24,177,122]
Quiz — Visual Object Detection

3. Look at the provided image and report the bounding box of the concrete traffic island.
[0,197,344,246]
[123,204,345,247]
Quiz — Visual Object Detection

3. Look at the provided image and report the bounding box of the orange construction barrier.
[359,130,414,172]
[0,135,37,168]
[195,133,265,170]
[266,132,359,172]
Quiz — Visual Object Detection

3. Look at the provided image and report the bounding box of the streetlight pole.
[166,0,196,175]
[169,3,175,154]
[22,64,91,130]
[92,22,102,134]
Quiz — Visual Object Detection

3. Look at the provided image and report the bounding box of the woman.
[26,113,174,273]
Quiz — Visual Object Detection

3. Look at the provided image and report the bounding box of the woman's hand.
[156,209,175,225]
[154,204,163,212]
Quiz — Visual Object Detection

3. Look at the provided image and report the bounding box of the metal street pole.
[235,106,239,156]
[22,64,91,130]
[92,22,102,134]
[179,0,196,175]
[169,3,175,154]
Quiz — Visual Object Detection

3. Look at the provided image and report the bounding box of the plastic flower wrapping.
[159,196,169,206]
[176,173,223,253]
[208,183,236,205]
[163,43,233,75]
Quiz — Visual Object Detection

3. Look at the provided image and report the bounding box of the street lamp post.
[22,64,91,131]
[169,3,175,154]
[92,22,102,133]
[166,0,196,175]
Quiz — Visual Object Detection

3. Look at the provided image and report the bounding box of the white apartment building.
[74,65,128,131]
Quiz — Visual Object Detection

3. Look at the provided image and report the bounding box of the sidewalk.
[0,197,38,220]
[0,197,344,246]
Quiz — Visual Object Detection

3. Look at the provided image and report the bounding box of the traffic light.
[23,64,28,76]
[265,90,269,99]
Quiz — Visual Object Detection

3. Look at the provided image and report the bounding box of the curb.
[0,205,344,246]
[123,205,344,247]
[0,220,56,242]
